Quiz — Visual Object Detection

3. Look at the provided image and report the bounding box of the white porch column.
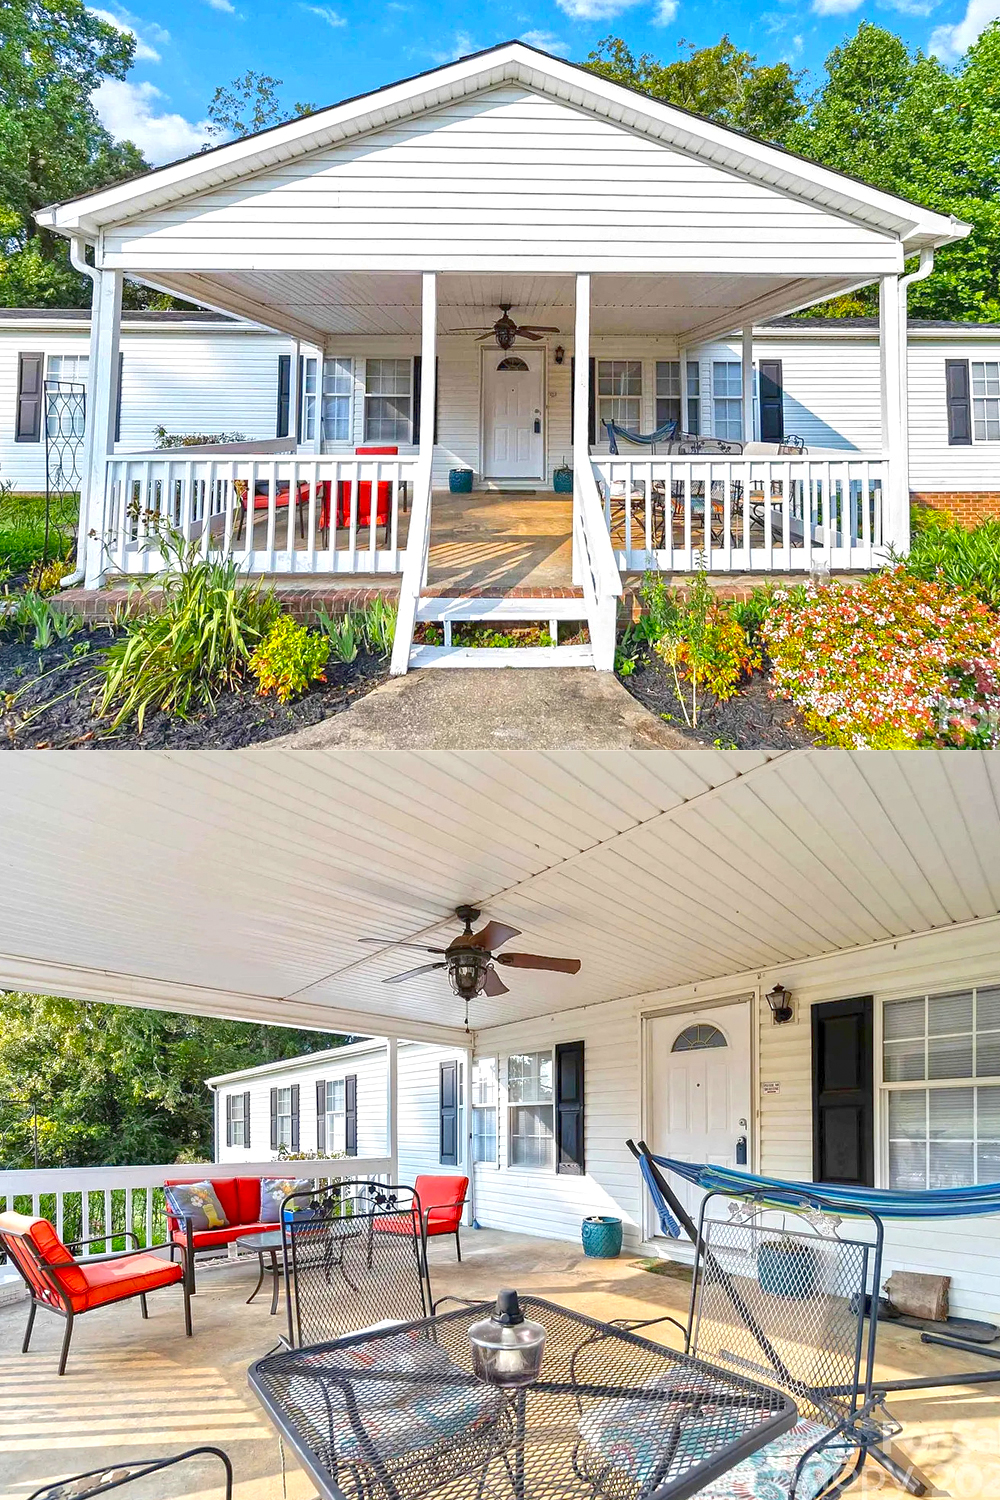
[420,271,437,457]
[386,1035,399,1181]
[463,1043,475,1227]
[573,274,591,586]
[677,345,688,433]
[880,273,908,554]
[82,266,123,588]
[741,326,755,442]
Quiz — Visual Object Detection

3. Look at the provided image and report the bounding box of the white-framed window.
[46,353,89,384]
[472,1057,498,1165]
[972,362,1000,442]
[597,360,641,433]
[508,1051,554,1169]
[226,1093,246,1147]
[882,985,1000,1189]
[364,358,412,443]
[275,1085,294,1150]
[322,357,353,442]
[712,361,743,440]
[301,357,318,442]
[655,360,700,435]
[323,1078,347,1154]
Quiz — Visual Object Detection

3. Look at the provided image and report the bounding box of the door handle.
[533,413,541,434]
[736,1135,748,1165]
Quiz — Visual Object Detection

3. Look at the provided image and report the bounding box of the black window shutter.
[15,352,43,443]
[345,1074,358,1156]
[290,1084,300,1151]
[315,1079,326,1152]
[276,354,291,438]
[412,355,421,444]
[243,1091,251,1150]
[270,1087,278,1151]
[758,359,784,443]
[112,351,124,444]
[946,359,972,445]
[226,1096,233,1148]
[439,1060,459,1166]
[555,1041,585,1175]
[570,358,596,445]
[812,997,874,1187]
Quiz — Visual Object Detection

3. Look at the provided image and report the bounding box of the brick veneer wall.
[912,492,1000,526]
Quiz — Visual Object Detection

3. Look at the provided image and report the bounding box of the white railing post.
[388,273,436,675]
[742,326,755,442]
[880,273,907,557]
[82,267,123,588]
[573,273,591,588]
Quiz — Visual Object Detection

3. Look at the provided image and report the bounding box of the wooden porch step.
[415,595,586,623]
[408,644,595,670]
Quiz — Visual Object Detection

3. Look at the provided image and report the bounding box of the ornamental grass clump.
[97,531,280,729]
[250,614,330,703]
[765,568,1000,748]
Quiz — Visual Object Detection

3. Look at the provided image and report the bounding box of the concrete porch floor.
[426,490,574,593]
[3,1228,999,1499]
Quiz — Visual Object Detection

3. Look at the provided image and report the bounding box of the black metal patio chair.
[27,1447,232,1500]
[280,1178,430,1348]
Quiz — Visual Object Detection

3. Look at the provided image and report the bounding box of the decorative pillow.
[164,1180,229,1232]
[259,1176,313,1224]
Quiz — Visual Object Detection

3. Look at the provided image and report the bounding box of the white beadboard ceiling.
[1,750,999,1045]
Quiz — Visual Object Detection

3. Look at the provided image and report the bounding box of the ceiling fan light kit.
[451,306,561,350]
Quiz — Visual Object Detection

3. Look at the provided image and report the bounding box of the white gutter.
[896,248,935,524]
[60,237,98,587]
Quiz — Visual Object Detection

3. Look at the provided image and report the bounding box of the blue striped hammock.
[640,1151,1000,1239]
[603,418,677,455]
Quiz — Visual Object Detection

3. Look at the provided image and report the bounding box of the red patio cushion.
[77,1253,183,1312]
[235,1177,263,1225]
[0,1212,88,1303]
[210,1178,240,1225]
[170,1220,272,1250]
[415,1174,468,1235]
[337,479,391,529]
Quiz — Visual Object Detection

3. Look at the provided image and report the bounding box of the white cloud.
[652,0,677,20]
[205,0,237,11]
[93,79,215,163]
[88,6,166,62]
[430,31,476,62]
[929,0,998,55]
[554,0,643,18]
[811,0,863,15]
[300,3,347,22]
[519,28,570,50]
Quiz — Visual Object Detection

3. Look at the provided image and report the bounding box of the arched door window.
[671,1022,727,1052]
[496,356,529,371]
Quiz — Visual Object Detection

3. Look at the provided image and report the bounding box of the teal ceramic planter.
[757,1240,819,1299]
[553,467,573,494]
[582,1215,623,1258]
[449,468,474,494]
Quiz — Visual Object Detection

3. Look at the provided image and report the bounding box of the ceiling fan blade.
[519,326,561,334]
[515,330,543,341]
[358,938,448,954]
[496,952,582,974]
[476,332,500,342]
[484,966,509,997]
[470,920,522,951]
[383,962,447,985]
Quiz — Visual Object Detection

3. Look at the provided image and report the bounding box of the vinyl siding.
[907,338,1000,489]
[102,87,901,275]
[705,335,883,451]
[396,1042,468,1184]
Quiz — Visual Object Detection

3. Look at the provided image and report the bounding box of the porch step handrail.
[390,453,434,675]
[0,1156,392,1258]
[575,457,623,671]
[592,453,890,573]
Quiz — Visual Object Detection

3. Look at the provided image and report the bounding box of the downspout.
[62,237,100,587]
[896,248,935,538]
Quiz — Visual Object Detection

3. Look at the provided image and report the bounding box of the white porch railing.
[389,456,434,675]
[592,455,889,572]
[0,1157,392,1265]
[574,461,623,670]
[102,455,418,577]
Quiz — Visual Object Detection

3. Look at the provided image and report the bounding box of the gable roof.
[37,41,966,251]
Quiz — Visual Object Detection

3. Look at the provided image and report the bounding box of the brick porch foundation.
[912,492,1000,526]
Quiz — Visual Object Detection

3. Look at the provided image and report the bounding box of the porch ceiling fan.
[452,306,561,350]
[358,905,581,1007]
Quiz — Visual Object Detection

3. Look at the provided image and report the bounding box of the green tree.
[790,22,1000,322]
[0,0,150,307]
[584,34,805,144]
[0,992,352,1168]
[208,71,314,140]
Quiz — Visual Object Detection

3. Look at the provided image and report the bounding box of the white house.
[30,41,971,670]
[3,750,1000,1323]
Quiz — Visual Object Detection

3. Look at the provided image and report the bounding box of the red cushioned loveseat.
[165,1176,293,1292]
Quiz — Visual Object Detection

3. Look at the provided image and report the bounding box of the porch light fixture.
[765,983,794,1024]
[554,345,565,365]
[447,947,490,1001]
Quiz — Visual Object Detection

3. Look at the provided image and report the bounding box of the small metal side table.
[236,1230,285,1316]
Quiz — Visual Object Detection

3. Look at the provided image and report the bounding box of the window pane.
[972,362,1000,397]
[884,1039,926,1082]
[713,361,742,398]
[713,397,743,441]
[889,1139,926,1190]
[978,1084,1000,1135]
[508,1052,553,1104]
[929,1141,974,1188]
[884,997,925,1040]
[597,360,641,397]
[365,396,410,443]
[326,1079,345,1112]
[977,986,1000,1030]
[929,1085,974,1139]
[472,1057,497,1107]
[366,358,411,395]
[509,1104,554,1167]
[472,1106,497,1164]
[656,361,680,398]
[928,1034,974,1079]
[928,990,973,1035]
[888,1089,926,1140]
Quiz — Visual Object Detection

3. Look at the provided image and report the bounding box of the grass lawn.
[0,490,77,575]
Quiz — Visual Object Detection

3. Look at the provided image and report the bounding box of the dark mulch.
[619,644,819,749]
[0,628,389,750]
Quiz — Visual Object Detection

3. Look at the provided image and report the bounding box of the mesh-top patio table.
[248,1295,797,1500]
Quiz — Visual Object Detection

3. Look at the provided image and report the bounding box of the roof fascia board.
[113,269,323,344]
[0,951,469,1048]
[36,45,964,249]
[681,274,885,344]
[207,1036,389,1086]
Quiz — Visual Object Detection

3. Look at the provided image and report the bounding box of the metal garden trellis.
[43,378,86,567]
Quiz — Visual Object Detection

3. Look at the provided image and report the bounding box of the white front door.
[648,1002,752,1236]
[482,351,544,479]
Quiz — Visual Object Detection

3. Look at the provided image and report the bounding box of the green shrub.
[902,510,1000,609]
[152,425,248,449]
[765,568,1000,748]
[250,615,330,703]
[96,532,280,729]
[653,572,761,728]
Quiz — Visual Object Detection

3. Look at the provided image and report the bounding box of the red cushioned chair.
[0,1209,191,1376]
[375,1174,469,1262]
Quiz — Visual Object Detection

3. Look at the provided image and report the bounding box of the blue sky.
[88,0,995,164]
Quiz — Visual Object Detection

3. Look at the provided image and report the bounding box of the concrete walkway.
[259,668,689,749]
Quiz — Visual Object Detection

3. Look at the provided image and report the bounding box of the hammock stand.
[628,1140,1000,1497]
